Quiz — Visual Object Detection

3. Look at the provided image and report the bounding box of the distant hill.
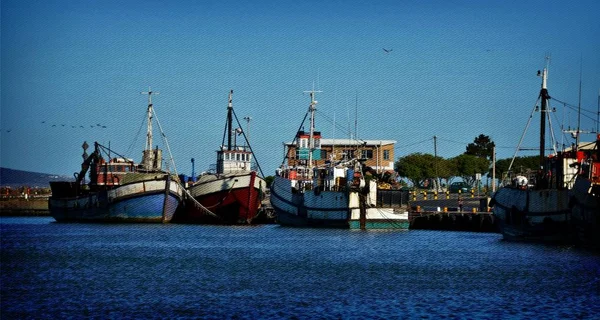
[0,167,72,187]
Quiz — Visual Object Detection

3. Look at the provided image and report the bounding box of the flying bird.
[383,48,393,54]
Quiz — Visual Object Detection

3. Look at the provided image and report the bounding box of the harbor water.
[1,217,599,319]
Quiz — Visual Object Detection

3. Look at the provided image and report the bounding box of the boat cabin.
[217,146,253,174]
[94,157,135,186]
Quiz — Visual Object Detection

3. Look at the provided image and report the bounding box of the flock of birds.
[42,121,107,129]
[0,121,108,134]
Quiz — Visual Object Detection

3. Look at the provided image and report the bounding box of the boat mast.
[141,87,159,152]
[538,59,550,184]
[227,90,233,151]
[304,88,322,174]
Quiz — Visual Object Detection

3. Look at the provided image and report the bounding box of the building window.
[361,150,373,159]
[383,150,390,160]
[298,138,308,148]
[320,150,327,159]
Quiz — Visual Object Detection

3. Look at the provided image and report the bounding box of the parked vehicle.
[449,181,470,193]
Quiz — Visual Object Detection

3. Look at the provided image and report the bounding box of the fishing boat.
[48,89,184,222]
[269,89,408,229]
[491,62,579,242]
[182,90,266,224]
[569,134,600,249]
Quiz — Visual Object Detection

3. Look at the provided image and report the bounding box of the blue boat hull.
[49,181,183,223]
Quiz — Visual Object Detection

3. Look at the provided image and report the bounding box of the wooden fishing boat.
[491,62,579,242]
[270,89,408,229]
[181,90,266,224]
[49,88,183,222]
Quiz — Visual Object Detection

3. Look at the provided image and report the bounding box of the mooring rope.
[182,187,221,220]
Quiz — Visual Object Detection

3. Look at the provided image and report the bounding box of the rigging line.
[316,110,353,137]
[152,107,178,177]
[551,109,574,149]
[221,109,229,147]
[552,97,598,116]
[561,104,599,124]
[125,110,148,157]
[435,137,470,145]
[281,111,310,167]
[559,101,599,118]
[395,137,434,148]
[505,96,541,177]
[231,108,265,178]
[546,104,558,155]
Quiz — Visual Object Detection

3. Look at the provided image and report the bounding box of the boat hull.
[49,178,183,223]
[270,175,350,228]
[491,187,571,243]
[271,175,409,229]
[569,177,600,249]
[182,171,265,224]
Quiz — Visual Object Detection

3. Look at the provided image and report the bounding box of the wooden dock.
[408,197,498,232]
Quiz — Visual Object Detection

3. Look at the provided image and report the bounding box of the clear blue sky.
[2,0,599,178]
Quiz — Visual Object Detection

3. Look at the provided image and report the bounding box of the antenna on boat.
[576,56,583,151]
[355,91,358,141]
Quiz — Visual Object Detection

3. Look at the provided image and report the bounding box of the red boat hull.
[180,171,265,224]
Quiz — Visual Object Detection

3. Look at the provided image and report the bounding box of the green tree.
[451,154,490,186]
[465,134,495,161]
[395,153,441,188]
[264,176,274,188]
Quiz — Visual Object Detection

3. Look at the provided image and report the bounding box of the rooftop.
[286,139,396,146]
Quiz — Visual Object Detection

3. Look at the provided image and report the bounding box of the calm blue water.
[1,217,599,319]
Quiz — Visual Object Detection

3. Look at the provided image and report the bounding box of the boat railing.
[501,170,537,190]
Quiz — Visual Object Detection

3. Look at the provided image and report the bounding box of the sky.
[2,0,599,179]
